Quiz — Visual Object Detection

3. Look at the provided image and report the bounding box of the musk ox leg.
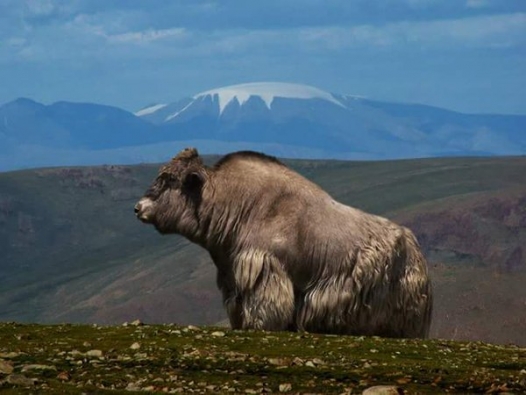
[233,249,295,331]
[296,274,371,335]
[392,229,433,338]
[216,270,243,329]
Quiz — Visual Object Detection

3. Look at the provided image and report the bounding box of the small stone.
[82,341,92,347]
[6,374,36,386]
[305,361,315,368]
[126,382,141,391]
[187,325,200,331]
[211,331,225,337]
[57,371,71,381]
[362,385,403,395]
[292,357,304,366]
[86,349,103,358]
[21,364,57,372]
[268,358,287,366]
[0,352,22,359]
[312,358,325,365]
[131,319,143,326]
[130,342,141,350]
[278,383,292,392]
[0,360,14,374]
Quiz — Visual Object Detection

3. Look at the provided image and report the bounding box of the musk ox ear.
[182,169,206,192]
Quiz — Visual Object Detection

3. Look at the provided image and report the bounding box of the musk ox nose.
[135,198,154,223]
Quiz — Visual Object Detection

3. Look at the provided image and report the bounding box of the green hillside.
[0,156,525,346]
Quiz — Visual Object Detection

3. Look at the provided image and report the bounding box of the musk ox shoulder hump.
[214,151,285,169]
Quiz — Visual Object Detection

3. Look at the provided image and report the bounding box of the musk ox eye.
[160,172,179,184]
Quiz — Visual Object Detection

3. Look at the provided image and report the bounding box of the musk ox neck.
[194,190,255,251]
[187,158,326,253]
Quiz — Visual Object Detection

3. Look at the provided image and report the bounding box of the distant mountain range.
[1,82,525,171]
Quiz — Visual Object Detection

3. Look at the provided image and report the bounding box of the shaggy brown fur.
[135,148,433,337]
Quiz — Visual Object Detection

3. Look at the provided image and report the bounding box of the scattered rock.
[211,331,225,337]
[292,357,304,366]
[362,385,404,395]
[69,350,83,357]
[278,383,292,392]
[21,364,57,372]
[86,349,103,358]
[130,342,141,350]
[130,319,143,326]
[0,360,14,374]
[126,382,142,391]
[305,361,316,368]
[57,371,71,381]
[0,352,22,359]
[82,341,92,347]
[6,374,36,386]
[268,358,288,366]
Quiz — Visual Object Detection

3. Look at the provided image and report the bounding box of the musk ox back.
[135,148,433,338]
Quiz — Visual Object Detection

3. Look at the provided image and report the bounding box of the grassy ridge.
[0,323,525,394]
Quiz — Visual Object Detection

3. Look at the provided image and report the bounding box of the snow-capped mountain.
[136,82,526,159]
[137,82,346,123]
[1,82,525,171]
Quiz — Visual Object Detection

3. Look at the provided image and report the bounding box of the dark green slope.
[0,156,525,345]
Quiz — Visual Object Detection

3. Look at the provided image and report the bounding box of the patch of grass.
[0,323,524,394]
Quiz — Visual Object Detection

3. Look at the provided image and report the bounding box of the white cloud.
[1,4,524,66]
[107,27,187,44]
[294,13,526,51]
[24,0,56,16]
[466,0,491,9]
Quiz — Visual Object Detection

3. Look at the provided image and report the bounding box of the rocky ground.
[0,322,525,394]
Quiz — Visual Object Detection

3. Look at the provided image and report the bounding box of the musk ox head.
[134,147,207,235]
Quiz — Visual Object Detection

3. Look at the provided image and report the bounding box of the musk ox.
[135,148,433,338]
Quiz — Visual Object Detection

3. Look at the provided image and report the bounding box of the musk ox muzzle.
[134,198,154,223]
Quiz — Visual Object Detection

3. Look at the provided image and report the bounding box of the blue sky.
[1,0,525,114]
